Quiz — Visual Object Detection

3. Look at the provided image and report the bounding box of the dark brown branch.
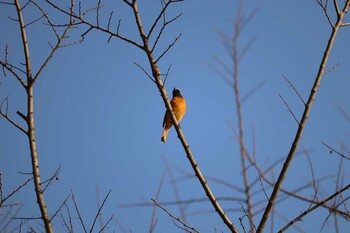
[162,63,172,85]
[133,62,155,83]
[333,0,340,15]
[24,15,44,28]
[147,0,172,40]
[151,10,182,52]
[41,165,61,193]
[322,141,350,160]
[316,0,334,27]
[50,195,70,222]
[98,214,113,233]
[155,33,181,63]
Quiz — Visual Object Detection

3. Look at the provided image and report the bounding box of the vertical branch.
[232,1,254,231]
[256,1,350,232]
[14,1,53,232]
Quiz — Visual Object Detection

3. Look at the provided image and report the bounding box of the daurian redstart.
[161,88,186,143]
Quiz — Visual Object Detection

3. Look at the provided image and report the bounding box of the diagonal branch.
[278,183,350,233]
[0,97,27,134]
[151,199,200,233]
[90,189,112,233]
[256,1,350,232]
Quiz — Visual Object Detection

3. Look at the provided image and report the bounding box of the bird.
[161,88,186,143]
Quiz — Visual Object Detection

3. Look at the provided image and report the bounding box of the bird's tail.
[161,128,169,143]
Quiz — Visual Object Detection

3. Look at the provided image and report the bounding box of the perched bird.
[161,88,186,143]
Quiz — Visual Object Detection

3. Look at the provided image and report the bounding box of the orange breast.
[171,97,186,122]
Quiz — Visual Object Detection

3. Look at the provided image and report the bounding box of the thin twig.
[133,62,155,83]
[71,190,88,233]
[90,189,112,233]
[151,199,200,233]
[149,170,167,233]
[2,178,32,204]
[321,141,350,160]
[155,33,182,63]
[282,75,306,105]
[50,195,70,222]
[162,64,172,86]
[279,94,300,125]
[316,0,334,27]
[42,165,61,193]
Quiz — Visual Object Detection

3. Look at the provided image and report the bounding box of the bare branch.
[71,190,88,233]
[0,97,27,134]
[279,94,300,124]
[0,59,27,87]
[24,15,45,28]
[278,183,350,233]
[304,148,319,202]
[151,199,200,233]
[50,195,70,222]
[335,103,350,122]
[61,202,74,233]
[133,62,155,83]
[282,75,306,105]
[155,33,182,63]
[239,203,256,232]
[98,214,113,233]
[119,196,245,208]
[90,189,112,233]
[41,165,61,193]
[322,141,350,160]
[241,79,265,104]
[44,0,144,49]
[147,0,173,40]
[1,178,32,204]
[257,4,350,226]
[149,170,167,233]
[316,0,334,27]
[151,10,182,53]
[323,62,339,75]
[333,0,341,15]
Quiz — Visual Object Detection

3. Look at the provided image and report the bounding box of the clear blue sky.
[1,0,350,232]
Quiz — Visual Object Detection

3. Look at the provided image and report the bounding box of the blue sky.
[1,0,350,232]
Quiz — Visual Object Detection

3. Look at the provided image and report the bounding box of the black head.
[172,88,183,98]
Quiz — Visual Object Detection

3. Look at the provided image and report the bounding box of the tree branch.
[151,199,200,233]
[278,183,350,233]
[256,1,350,231]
